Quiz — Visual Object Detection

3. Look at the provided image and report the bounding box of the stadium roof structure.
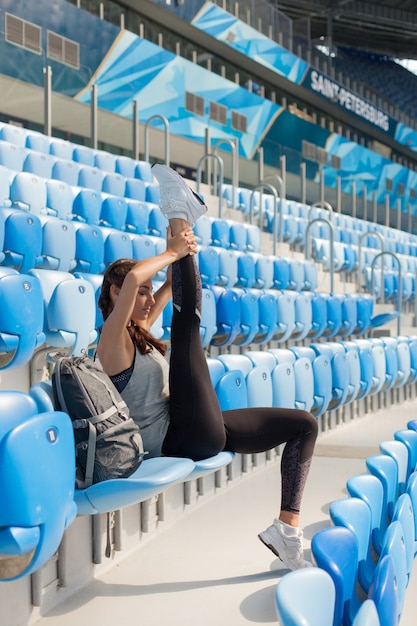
[274,0,417,60]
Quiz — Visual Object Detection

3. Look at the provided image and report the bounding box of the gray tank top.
[120,347,170,458]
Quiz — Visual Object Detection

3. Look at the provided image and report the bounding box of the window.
[5,13,41,54]
[185,92,205,117]
[47,31,80,69]
[317,147,328,165]
[209,101,227,125]
[386,179,393,191]
[302,140,316,161]
[231,111,247,133]
[331,154,341,169]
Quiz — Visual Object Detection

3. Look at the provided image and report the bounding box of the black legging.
[162,255,318,514]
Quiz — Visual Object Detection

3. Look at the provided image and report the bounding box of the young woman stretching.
[97,164,318,570]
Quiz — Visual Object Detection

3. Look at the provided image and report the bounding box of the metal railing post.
[196,153,224,216]
[249,183,279,255]
[144,115,170,165]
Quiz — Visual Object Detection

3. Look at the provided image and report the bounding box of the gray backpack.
[52,353,146,488]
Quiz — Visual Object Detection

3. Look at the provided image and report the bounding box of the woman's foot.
[258,518,312,570]
[152,164,207,223]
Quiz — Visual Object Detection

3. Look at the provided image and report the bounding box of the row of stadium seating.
[276,419,417,626]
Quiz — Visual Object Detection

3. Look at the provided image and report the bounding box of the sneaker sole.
[258,533,285,563]
[152,164,207,220]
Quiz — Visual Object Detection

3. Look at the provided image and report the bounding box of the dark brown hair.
[98,258,167,356]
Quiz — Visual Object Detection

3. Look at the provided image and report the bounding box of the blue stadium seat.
[0,164,12,205]
[0,140,27,171]
[135,160,154,182]
[73,223,105,274]
[219,353,273,408]
[236,251,256,288]
[233,289,259,346]
[246,350,296,409]
[102,172,126,197]
[347,473,386,556]
[307,292,328,340]
[49,138,75,161]
[217,249,239,287]
[0,268,45,369]
[253,253,274,289]
[0,124,27,147]
[366,454,399,521]
[210,286,241,348]
[275,567,336,626]
[290,291,313,341]
[73,145,95,166]
[45,178,75,220]
[311,342,352,410]
[25,130,50,153]
[0,395,76,581]
[212,368,248,411]
[290,346,332,417]
[351,600,381,626]
[211,218,230,248]
[198,246,220,285]
[115,155,136,178]
[23,150,55,178]
[72,188,102,224]
[0,206,43,273]
[147,206,168,237]
[101,227,133,266]
[51,158,81,186]
[10,171,47,214]
[29,268,97,355]
[200,287,217,348]
[391,492,415,583]
[125,177,147,202]
[394,429,417,478]
[378,520,408,619]
[322,293,343,338]
[269,349,314,413]
[228,220,247,251]
[74,272,104,330]
[254,290,280,344]
[77,164,105,191]
[37,216,77,272]
[368,555,398,626]
[100,195,128,230]
[330,496,375,593]
[311,525,361,626]
[94,149,116,173]
[124,199,151,235]
[273,257,291,290]
[193,214,212,246]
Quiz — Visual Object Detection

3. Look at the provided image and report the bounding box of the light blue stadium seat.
[135,160,154,182]
[217,249,239,287]
[94,149,116,173]
[290,346,332,417]
[357,339,386,397]
[213,368,248,411]
[125,200,150,235]
[343,340,376,401]
[405,470,417,557]
[253,253,274,289]
[0,163,12,205]
[347,473,386,556]
[25,130,51,154]
[236,251,256,288]
[351,600,381,626]
[73,223,105,274]
[394,429,417,478]
[379,440,409,495]
[193,214,212,246]
[366,454,399,522]
[269,349,314,413]
[288,258,306,291]
[198,246,220,285]
[0,140,27,171]
[273,257,291,290]
[45,178,75,220]
[102,172,126,197]
[339,294,358,337]
[302,259,318,291]
[398,336,417,385]
[219,353,273,407]
[23,150,55,178]
[10,171,48,214]
[246,350,296,408]
[311,342,352,410]
[379,520,408,619]
[391,492,415,583]
[72,188,102,224]
[0,124,28,147]
[49,138,75,161]
[228,220,247,251]
[100,195,128,230]
[207,357,226,388]
[368,554,398,626]
[101,227,133,266]
[0,391,76,580]
[125,177,147,202]
[322,293,343,338]
[147,206,168,237]
[77,164,105,191]
[0,268,45,369]
[245,223,261,252]
[330,496,375,593]
[275,567,336,626]
[145,182,159,207]
[74,272,104,330]
[37,216,77,272]
[0,206,43,272]
[233,289,259,347]
[211,218,230,249]
[311,525,361,626]
[131,233,157,262]
[307,292,328,340]
[290,291,313,341]
[51,157,81,186]
[73,145,95,166]
[29,268,97,355]
[253,290,280,345]
[200,287,217,348]
[115,155,136,178]
[210,286,241,348]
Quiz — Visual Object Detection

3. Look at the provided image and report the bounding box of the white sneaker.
[152,164,207,223]
[258,519,312,570]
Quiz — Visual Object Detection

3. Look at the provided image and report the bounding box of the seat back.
[379,440,409,495]
[100,195,128,230]
[366,454,399,520]
[0,407,76,580]
[38,217,77,272]
[45,178,75,220]
[0,207,43,273]
[214,370,248,411]
[368,555,398,626]
[73,223,105,274]
[275,567,336,626]
[0,269,45,369]
[10,172,47,214]
[379,520,407,617]
[351,600,381,626]
[347,473,385,555]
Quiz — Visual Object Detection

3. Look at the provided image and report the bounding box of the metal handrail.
[357,231,385,298]
[308,200,334,222]
[249,182,279,256]
[305,218,335,293]
[144,114,170,165]
[370,251,402,335]
[196,153,224,217]
[213,138,238,210]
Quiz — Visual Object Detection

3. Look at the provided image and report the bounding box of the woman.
[97,164,318,570]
